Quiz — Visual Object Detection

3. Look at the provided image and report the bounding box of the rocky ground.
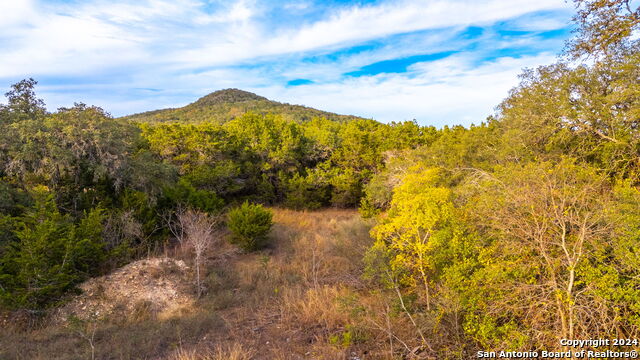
[53,257,195,324]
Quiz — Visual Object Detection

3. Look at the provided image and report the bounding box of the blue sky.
[0,0,574,126]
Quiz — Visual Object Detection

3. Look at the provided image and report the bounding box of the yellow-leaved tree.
[366,166,476,353]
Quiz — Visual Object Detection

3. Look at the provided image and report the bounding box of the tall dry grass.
[171,343,255,360]
[1,208,387,360]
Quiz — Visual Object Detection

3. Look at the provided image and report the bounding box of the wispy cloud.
[0,0,574,126]
[254,52,559,126]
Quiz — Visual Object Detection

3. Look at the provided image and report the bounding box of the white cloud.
[276,0,561,48]
[0,0,36,29]
[39,50,556,127]
[283,2,311,11]
[252,52,558,127]
[33,51,560,127]
[171,0,571,67]
[0,0,573,125]
[1,0,570,73]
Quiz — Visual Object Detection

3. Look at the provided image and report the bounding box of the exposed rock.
[53,257,194,323]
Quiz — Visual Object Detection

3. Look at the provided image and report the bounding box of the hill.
[120,89,366,124]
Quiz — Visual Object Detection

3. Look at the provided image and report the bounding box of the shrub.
[0,188,107,310]
[283,173,327,210]
[227,202,273,251]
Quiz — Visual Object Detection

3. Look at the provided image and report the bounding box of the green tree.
[365,166,477,355]
[463,159,620,349]
[498,55,640,181]
[0,78,46,122]
[0,186,106,309]
[567,0,640,58]
[227,202,273,252]
[3,101,141,214]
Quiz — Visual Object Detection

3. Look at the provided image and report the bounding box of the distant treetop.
[192,89,267,107]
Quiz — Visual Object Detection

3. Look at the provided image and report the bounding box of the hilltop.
[120,88,366,124]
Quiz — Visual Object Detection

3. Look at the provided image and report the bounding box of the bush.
[227,202,273,251]
[283,173,328,210]
[0,188,107,310]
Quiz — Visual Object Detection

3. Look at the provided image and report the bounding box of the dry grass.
[171,343,256,360]
[0,311,224,360]
[270,208,373,287]
[0,208,386,360]
[280,286,351,331]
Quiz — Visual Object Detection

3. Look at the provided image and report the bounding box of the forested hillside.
[1,0,640,359]
[0,79,431,310]
[121,88,366,124]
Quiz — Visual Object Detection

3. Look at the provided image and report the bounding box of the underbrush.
[171,343,255,360]
[0,311,223,360]
[2,208,438,359]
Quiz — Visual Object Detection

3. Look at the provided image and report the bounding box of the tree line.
[0,1,638,356]
[359,0,640,355]
[0,78,433,310]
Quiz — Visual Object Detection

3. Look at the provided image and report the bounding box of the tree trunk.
[196,256,201,298]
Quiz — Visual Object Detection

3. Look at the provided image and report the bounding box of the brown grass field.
[0,208,425,359]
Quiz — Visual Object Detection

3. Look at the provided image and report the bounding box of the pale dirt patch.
[53,257,195,323]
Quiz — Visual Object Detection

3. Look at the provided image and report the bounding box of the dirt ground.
[53,257,195,324]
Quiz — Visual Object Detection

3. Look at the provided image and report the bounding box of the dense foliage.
[0,79,430,309]
[121,88,365,124]
[359,1,640,355]
[0,1,638,357]
[227,202,273,252]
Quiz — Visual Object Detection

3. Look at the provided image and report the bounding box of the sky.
[0,0,576,126]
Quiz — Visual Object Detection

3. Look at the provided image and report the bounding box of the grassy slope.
[120,89,367,124]
[0,209,404,360]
